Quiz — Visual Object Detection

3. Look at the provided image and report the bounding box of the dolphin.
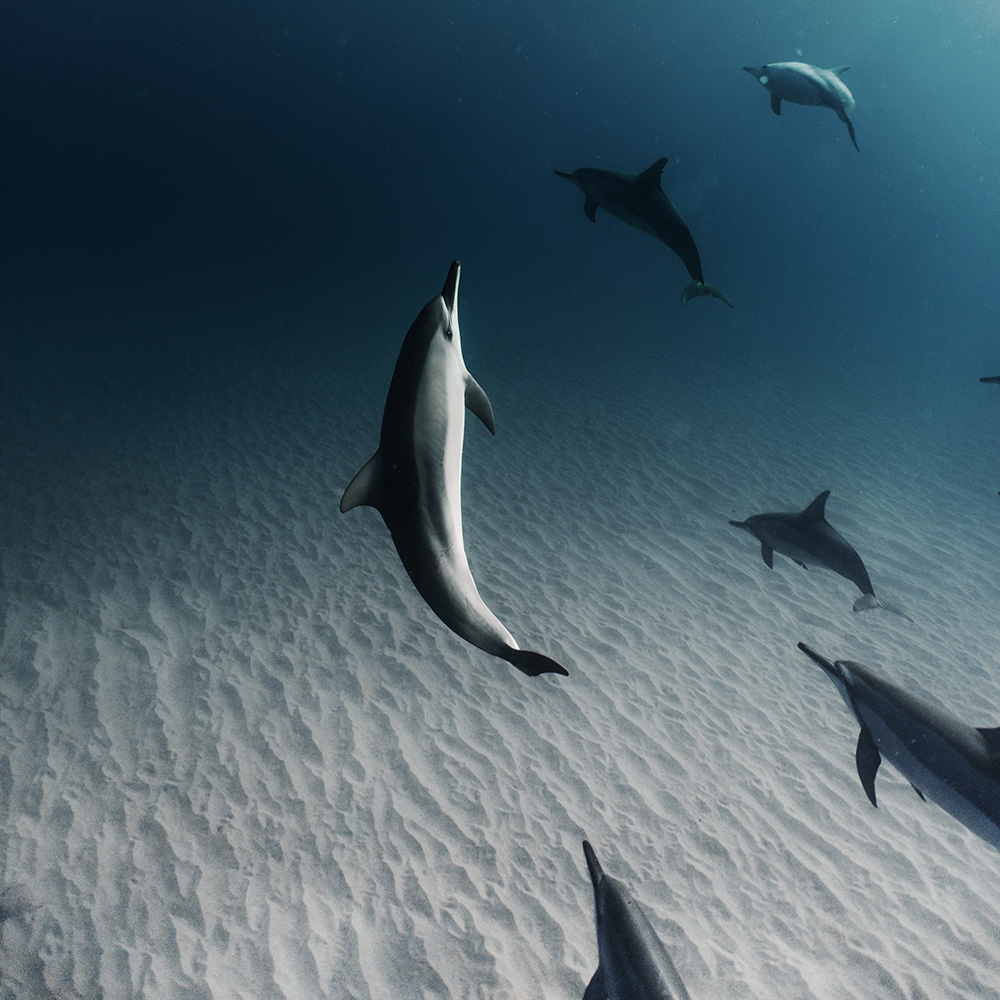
[728,490,883,612]
[582,840,692,1000]
[554,158,732,307]
[980,375,1000,384]
[341,261,568,678]
[743,62,859,151]
[797,643,1000,850]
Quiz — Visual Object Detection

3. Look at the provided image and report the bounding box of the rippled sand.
[2,317,999,999]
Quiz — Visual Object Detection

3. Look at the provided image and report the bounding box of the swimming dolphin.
[743,62,859,151]
[729,490,881,612]
[341,261,568,678]
[797,643,1000,851]
[582,840,692,1000]
[554,158,732,307]
[980,375,1000,384]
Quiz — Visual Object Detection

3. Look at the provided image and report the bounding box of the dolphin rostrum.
[729,490,884,612]
[554,158,732,307]
[341,261,568,678]
[582,840,692,1000]
[980,375,1000,384]
[743,62,859,151]
[797,643,1000,851]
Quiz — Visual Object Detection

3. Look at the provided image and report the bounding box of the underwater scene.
[2,0,1000,997]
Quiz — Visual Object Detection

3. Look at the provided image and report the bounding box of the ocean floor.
[1,301,999,1000]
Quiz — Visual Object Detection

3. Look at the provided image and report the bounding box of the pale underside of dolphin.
[341,261,567,678]
[554,158,733,307]
[729,490,884,612]
[743,62,859,151]
[582,840,692,1000]
[798,643,1000,851]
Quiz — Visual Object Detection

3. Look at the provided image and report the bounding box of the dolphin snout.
[797,642,838,679]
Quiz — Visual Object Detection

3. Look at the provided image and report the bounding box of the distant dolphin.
[554,158,732,307]
[797,643,1000,851]
[341,261,568,678]
[582,840,692,1000]
[729,490,884,612]
[743,62,859,151]
[980,375,1000,384]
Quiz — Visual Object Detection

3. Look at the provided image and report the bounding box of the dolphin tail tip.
[505,649,569,677]
[681,281,734,307]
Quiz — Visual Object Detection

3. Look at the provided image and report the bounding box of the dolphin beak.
[742,66,760,78]
[582,840,603,888]
[797,642,839,679]
[441,260,461,316]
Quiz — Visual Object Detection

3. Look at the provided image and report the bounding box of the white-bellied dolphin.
[743,62,859,151]
[582,840,692,1000]
[797,643,1000,851]
[341,261,568,678]
[729,490,883,612]
[554,158,732,307]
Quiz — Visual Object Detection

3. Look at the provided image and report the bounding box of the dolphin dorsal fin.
[801,490,831,522]
[977,727,1000,763]
[829,65,851,76]
[636,157,668,192]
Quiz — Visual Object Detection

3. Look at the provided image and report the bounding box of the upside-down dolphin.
[743,62,859,151]
[582,841,692,1000]
[341,261,568,678]
[554,158,732,307]
[729,490,884,612]
[797,643,1000,851]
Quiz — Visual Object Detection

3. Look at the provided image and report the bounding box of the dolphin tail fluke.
[681,280,733,307]
[504,648,569,677]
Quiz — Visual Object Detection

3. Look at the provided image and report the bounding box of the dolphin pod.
[554,158,732,307]
[798,643,1000,851]
[744,62,860,151]
[728,490,883,612]
[582,841,692,1000]
[341,261,568,678]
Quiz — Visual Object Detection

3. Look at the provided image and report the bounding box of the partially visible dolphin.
[729,490,883,612]
[582,841,692,1000]
[743,62,859,151]
[980,375,1000,384]
[554,158,732,307]
[797,643,1000,851]
[341,261,568,678]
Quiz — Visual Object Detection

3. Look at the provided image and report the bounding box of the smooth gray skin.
[582,841,692,1000]
[341,261,567,678]
[729,490,879,612]
[554,159,732,307]
[798,643,1000,851]
[743,62,859,151]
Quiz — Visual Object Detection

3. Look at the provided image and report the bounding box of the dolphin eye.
[443,323,454,341]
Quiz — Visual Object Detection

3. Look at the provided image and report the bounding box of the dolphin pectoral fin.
[760,543,774,569]
[465,374,496,435]
[681,280,734,307]
[341,452,384,513]
[770,93,782,115]
[910,783,926,802]
[856,726,881,807]
[584,197,598,223]
[504,648,569,677]
[583,966,608,1000]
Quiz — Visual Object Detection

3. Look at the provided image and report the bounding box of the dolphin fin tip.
[681,281,733,307]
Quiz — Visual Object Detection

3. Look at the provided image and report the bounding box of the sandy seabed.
[2,314,999,1000]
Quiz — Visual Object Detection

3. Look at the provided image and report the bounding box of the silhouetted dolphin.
[554,158,732,307]
[582,841,692,1000]
[341,261,568,678]
[743,62,859,151]
[797,643,1000,850]
[729,490,881,612]
[980,375,1000,384]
